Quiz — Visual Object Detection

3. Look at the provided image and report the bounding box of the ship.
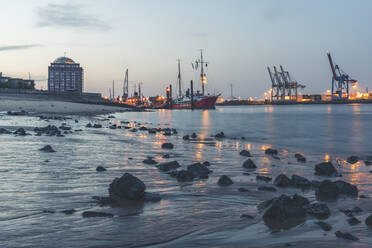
[170,50,219,109]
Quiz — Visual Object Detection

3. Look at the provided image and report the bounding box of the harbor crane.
[326,51,357,100]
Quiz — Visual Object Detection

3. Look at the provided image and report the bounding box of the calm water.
[0,104,371,248]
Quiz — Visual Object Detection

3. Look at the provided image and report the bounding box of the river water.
[0,104,371,248]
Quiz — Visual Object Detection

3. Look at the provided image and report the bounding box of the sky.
[0,0,371,98]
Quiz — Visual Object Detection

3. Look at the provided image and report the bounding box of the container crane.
[326,51,357,100]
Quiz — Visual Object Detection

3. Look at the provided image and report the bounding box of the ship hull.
[172,95,218,109]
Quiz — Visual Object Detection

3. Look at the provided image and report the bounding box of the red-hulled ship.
[170,50,219,109]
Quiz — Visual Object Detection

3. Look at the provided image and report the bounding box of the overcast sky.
[0,0,371,98]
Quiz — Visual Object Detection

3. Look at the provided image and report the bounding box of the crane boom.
[327,52,338,79]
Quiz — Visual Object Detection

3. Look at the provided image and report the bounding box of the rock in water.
[82,211,113,218]
[315,162,337,177]
[218,175,233,186]
[304,203,330,219]
[191,133,197,138]
[315,221,332,231]
[170,170,194,182]
[239,150,251,157]
[161,143,174,149]
[366,214,372,228]
[334,180,358,197]
[262,194,307,230]
[142,157,158,165]
[258,186,277,192]
[14,128,27,136]
[265,148,278,155]
[347,156,359,164]
[39,145,56,153]
[294,153,306,162]
[347,217,361,226]
[274,174,293,187]
[242,159,257,169]
[156,161,181,172]
[291,174,311,189]
[203,161,211,166]
[0,128,11,134]
[335,231,359,241]
[109,173,146,201]
[96,166,106,172]
[292,194,310,206]
[187,163,211,179]
[316,180,340,202]
[256,175,272,182]
[182,135,190,140]
[215,132,225,138]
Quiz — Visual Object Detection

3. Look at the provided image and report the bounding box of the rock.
[59,126,71,131]
[365,160,372,166]
[351,206,363,213]
[156,161,180,172]
[143,192,161,202]
[347,156,359,164]
[316,180,340,202]
[304,203,330,219]
[239,187,250,192]
[162,154,170,159]
[347,217,361,226]
[258,186,277,192]
[109,173,146,201]
[315,221,332,231]
[291,175,311,189]
[39,145,56,153]
[161,143,174,149]
[139,126,148,131]
[240,214,254,219]
[315,162,337,177]
[191,133,197,139]
[142,157,158,165]
[86,123,92,128]
[365,214,372,228]
[294,153,306,162]
[93,124,102,128]
[311,180,321,188]
[61,209,76,215]
[170,170,194,182]
[215,132,225,138]
[262,194,307,230]
[182,135,190,140]
[148,128,156,134]
[274,174,293,187]
[82,211,113,218]
[14,128,27,136]
[187,163,211,179]
[96,166,106,172]
[334,180,358,197]
[203,161,211,166]
[242,159,257,169]
[218,175,233,186]
[335,231,359,241]
[0,128,11,134]
[256,175,272,182]
[163,129,172,136]
[7,110,27,116]
[239,150,251,157]
[292,194,310,206]
[265,148,278,155]
[109,125,117,129]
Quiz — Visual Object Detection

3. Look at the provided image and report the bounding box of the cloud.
[0,44,41,52]
[35,3,111,31]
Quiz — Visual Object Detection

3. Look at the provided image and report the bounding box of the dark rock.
[109,173,146,201]
[162,154,170,158]
[187,163,211,179]
[316,180,340,202]
[347,156,359,164]
[163,130,172,136]
[335,231,359,241]
[139,126,148,131]
[258,186,277,192]
[59,126,71,131]
[39,145,56,153]
[157,161,180,172]
[335,180,358,197]
[61,209,76,215]
[291,175,311,188]
[341,209,354,217]
[14,128,27,136]
[265,148,278,155]
[143,157,158,165]
[191,133,197,139]
[96,166,106,172]
[315,221,332,231]
[262,194,307,230]
[304,203,330,219]
[170,170,194,182]
[347,217,361,226]
[242,159,257,169]
[311,180,321,188]
[238,187,250,192]
[292,194,310,206]
[295,153,306,162]
[92,196,114,206]
[239,150,252,157]
[130,128,137,132]
[243,172,251,176]
[86,123,92,128]
[143,192,161,202]
[218,175,233,186]
[42,210,55,213]
[315,162,337,177]
[82,211,113,218]
[240,214,254,219]
[351,206,363,213]
[203,161,211,166]
[215,132,225,138]
[182,135,190,140]
[109,125,117,129]
[0,128,11,134]
[365,160,372,166]
[365,214,372,228]
[148,128,156,134]
[93,124,102,128]
[161,143,174,149]
[274,174,293,187]
[256,175,272,182]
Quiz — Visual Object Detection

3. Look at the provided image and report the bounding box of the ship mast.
[199,49,207,96]
[123,69,129,100]
[177,59,182,97]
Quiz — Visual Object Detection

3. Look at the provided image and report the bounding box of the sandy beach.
[0,93,129,115]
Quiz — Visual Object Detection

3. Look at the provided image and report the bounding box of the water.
[0,104,371,248]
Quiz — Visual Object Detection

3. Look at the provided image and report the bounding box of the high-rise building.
[48,56,83,94]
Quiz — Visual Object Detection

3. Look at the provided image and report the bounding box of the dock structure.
[267,65,305,102]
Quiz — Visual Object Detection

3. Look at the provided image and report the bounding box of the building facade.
[0,72,35,89]
[48,57,83,94]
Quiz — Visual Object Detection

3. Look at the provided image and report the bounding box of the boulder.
[161,143,174,149]
[142,157,158,165]
[215,132,225,138]
[39,145,56,153]
[86,123,92,128]
[311,180,321,188]
[292,194,310,206]
[294,153,306,162]
[365,160,372,166]
[304,203,330,219]
[315,221,332,231]
[335,180,358,197]
[82,211,113,218]
[347,156,359,164]
[365,214,372,228]
[93,124,102,128]
[218,175,233,186]
[335,231,359,241]
[347,217,361,226]
[256,175,272,182]
[191,133,197,139]
[262,194,307,230]
[242,159,257,169]
[258,186,277,192]
[109,173,146,201]
[291,175,311,189]
[61,209,76,215]
[162,154,170,159]
[315,162,337,177]
[170,170,194,182]
[187,163,211,179]
[96,166,107,172]
[182,135,190,140]
[148,128,156,134]
[0,128,11,134]
[274,174,293,187]
[203,161,211,166]
[239,187,250,192]
[316,180,340,202]
[156,161,180,172]
[239,150,252,157]
[265,148,278,155]
[14,128,27,136]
